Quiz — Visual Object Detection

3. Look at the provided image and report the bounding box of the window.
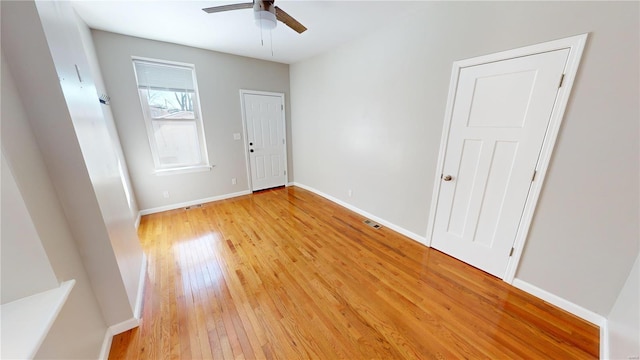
[133,59,209,173]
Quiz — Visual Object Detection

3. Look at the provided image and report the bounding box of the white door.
[242,92,287,191]
[431,49,569,278]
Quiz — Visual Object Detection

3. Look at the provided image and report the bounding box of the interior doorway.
[240,90,287,192]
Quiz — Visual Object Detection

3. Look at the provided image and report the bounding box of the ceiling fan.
[202,0,307,34]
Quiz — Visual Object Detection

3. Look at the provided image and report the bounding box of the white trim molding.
[134,254,147,319]
[153,164,213,176]
[600,319,609,360]
[99,330,113,360]
[134,212,141,229]
[98,318,141,360]
[290,182,427,245]
[425,34,589,283]
[99,251,147,359]
[139,190,251,215]
[109,317,141,336]
[503,34,588,283]
[512,278,605,326]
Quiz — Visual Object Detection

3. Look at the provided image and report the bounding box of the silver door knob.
[443,175,453,181]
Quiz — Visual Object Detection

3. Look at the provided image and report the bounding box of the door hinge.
[558,74,565,88]
[531,170,537,182]
[284,170,287,175]
[440,173,443,179]
[281,104,284,110]
[509,247,515,257]
[282,139,285,144]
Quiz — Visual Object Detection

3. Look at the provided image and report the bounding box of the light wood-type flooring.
[109,186,599,359]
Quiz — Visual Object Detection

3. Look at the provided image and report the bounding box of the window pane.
[152,120,202,167]
[142,88,195,120]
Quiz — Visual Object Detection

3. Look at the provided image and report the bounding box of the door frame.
[239,89,288,192]
[425,34,588,283]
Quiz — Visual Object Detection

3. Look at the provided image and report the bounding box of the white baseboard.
[134,212,141,229]
[109,317,140,335]
[98,255,147,359]
[289,182,427,245]
[600,319,609,359]
[512,278,608,358]
[512,279,606,326]
[139,190,252,215]
[98,317,141,360]
[98,328,113,360]
[134,254,147,319]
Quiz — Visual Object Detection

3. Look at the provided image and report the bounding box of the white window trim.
[153,164,213,176]
[132,57,211,173]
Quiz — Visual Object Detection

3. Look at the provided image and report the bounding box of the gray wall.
[92,30,291,211]
[1,51,107,359]
[289,1,639,318]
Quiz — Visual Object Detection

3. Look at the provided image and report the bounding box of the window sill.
[154,165,213,176]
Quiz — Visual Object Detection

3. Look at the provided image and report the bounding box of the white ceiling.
[71,1,424,64]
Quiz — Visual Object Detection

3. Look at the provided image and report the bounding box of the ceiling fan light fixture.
[254,9,277,30]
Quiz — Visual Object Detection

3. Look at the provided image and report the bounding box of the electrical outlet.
[162,191,169,198]
[348,189,352,197]
[231,178,237,185]
[233,133,241,140]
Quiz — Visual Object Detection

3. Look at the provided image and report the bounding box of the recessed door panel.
[467,70,536,128]
[447,139,483,237]
[473,141,519,248]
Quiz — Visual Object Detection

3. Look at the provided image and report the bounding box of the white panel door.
[431,49,569,278]
[243,93,287,191]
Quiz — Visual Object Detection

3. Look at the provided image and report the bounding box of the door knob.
[250,149,254,153]
[443,175,453,181]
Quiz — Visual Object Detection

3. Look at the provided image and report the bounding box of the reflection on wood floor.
[109,186,599,359]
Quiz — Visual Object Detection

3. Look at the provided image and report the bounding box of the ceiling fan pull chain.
[260,23,264,46]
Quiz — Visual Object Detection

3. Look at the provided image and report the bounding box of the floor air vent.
[185,204,202,210]
[363,219,382,229]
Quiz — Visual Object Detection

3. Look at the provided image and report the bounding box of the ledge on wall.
[1,280,76,359]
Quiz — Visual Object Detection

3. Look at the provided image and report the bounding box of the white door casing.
[240,90,287,192]
[426,35,588,282]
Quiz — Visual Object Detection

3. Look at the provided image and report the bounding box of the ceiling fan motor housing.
[254,0,277,30]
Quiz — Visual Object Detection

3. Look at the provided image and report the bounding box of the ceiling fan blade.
[202,2,253,14]
[275,6,307,33]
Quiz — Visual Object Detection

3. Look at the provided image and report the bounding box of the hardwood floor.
[109,186,599,359]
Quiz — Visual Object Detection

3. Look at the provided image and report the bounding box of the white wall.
[607,253,640,359]
[290,0,639,319]
[1,153,58,304]
[1,50,107,359]
[75,12,140,221]
[2,0,144,331]
[92,31,291,212]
